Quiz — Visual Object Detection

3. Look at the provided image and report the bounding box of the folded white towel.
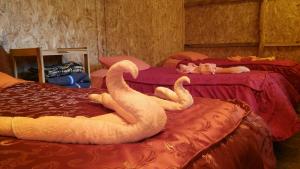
[178,63,250,74]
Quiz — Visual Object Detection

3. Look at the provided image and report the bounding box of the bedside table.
[10,47,90,83]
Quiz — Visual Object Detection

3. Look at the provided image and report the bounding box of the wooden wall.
[0,0,184,71]
[263,0,300,61]
[0,0,104,70]
[104,0,184,66]
[185,0,300,62]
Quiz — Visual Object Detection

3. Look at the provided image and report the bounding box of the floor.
[275,112,300,169]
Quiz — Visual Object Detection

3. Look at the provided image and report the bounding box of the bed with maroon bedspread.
[177,58,300,95]
[0,82,275,169]
[123,67,300,141]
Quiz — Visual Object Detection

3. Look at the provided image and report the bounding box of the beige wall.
[0,0,184,70]
[105,0,184,65]
[0,0,104,70]
[262,0,300,61]
[185,0,300,62]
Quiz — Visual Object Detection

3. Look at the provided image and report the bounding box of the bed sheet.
[123,67,300,140]
[177,58,300,96]
[0,83,275,169]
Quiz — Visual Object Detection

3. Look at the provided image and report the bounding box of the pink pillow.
[169,51,209,61]
[99,56,150,70]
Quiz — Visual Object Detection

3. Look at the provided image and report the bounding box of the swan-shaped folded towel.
[0,60,194,144]
[151,76,194,110]
[178,63,250,74]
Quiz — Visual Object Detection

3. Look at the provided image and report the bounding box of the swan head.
[109,60,139,79]
[176,76,191,85]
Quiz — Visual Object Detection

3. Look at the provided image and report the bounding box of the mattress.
[0,82,275,169]
[123,67,300,140]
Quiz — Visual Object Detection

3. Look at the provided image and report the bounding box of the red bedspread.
[124,67,300,140]
[178,58,300,96]
[0,83,275,169]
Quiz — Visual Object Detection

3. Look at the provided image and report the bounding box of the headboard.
[0,46,13,76]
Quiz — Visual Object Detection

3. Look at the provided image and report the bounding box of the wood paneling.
[265,0,300,44]
[104,0,184,66]
[185,0,300,62]
[185,0,260,7]
[185,46,258,58]
[185,1,259,44]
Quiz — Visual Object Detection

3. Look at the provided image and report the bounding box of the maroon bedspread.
[0,83,275,169]
[178,58,300,96]
[124,67,300,140]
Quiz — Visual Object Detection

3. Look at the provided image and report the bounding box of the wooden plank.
[84,53,91,78]
[42,49,88,56]
[184,42,258,48]
[257,0,266,56]
[57,47,87,51]
[185,0,260,7]
[35,49,44,83]
[10,48,40,57]
[41,50,69,56]
[264,43,300,47]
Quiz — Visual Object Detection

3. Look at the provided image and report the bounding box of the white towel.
[178,63,250,74]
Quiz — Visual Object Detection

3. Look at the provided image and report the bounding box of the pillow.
[162,58,183,68]
[0,72,26,89]
[99,56,150,70]
[169,51,209,61]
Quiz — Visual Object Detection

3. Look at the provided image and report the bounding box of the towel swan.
[150,76,193,110]
[0,60,193,144]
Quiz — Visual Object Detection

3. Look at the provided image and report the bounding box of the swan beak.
[130,67,138,79]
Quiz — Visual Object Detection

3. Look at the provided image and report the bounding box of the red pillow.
[169,51,209,61]
[99,56,150,70]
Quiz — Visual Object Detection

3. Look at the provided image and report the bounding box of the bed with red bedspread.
[175,58,300,96]
[0,82,275,169]
[122,67,300,141]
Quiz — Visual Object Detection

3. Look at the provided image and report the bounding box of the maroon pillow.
[169,51,209,61]
[99,56,151,70]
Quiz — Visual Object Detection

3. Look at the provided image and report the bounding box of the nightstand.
[10,47,90,83]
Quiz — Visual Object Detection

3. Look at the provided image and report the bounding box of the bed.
[0,80,276,169]
[120,67,300,141]
[169,57,300,96]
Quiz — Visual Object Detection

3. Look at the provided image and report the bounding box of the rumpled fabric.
[178,63,217,74]
[44,62,84,78]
